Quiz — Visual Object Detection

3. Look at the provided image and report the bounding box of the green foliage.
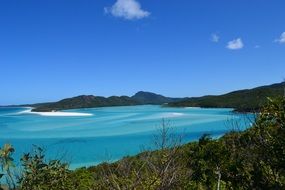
[19,146,72,190]
[0,144,16,190]
[168,82,285,112]
[184,97,285,189]
[132,91,181,105]
[69,168,96,190]
[32,95,139,112]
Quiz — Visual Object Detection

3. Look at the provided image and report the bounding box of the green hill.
[31,95,139,112]
[168,82,285,112]
[31,92,182,112]
[131,91,182,105]
[29,82,285,112]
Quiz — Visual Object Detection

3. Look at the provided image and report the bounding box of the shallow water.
[0,105,251,169]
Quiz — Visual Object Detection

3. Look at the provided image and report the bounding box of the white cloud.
[226,38,244,50]
[211,33,219,42]
[275,32,285,44]
[104,0,150,20]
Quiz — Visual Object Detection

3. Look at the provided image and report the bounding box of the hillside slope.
[29,82,285,112]
[31,95,138,112]
[131,91,182,105]
[31,92,182,112]
[168,82,285,112]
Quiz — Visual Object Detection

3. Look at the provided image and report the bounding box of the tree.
[95,119,186,190]
[19,146,72,190]
[0,144,16,190]
[143,119,185,189]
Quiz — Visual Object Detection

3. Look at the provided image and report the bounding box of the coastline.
[20,107,93,117]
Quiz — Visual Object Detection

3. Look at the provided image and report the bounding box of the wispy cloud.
[226,38,244,50]
[211,33,219,43]
[275,32,285,44]
[104,0,150,20]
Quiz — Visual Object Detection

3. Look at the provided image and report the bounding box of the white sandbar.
[20,107,93,117]
[32,112,93,117]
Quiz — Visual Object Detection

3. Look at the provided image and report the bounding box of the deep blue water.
[0,105,252,169]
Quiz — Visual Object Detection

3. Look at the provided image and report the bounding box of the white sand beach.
[20,107,93,117]
[31,111,93,117]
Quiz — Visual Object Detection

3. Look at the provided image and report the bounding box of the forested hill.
[31,92,182,112]
[131,91,182,104]
[168,82,285,112]
[26,82,285,112]
[31,95,138,112]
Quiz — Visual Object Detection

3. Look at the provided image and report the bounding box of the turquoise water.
[0,106,251,169]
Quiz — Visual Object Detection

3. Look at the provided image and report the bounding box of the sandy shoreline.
[32,111,93,116]
[20,107,93,117]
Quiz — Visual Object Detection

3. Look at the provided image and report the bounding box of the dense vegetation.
[168,82,285,112]
[31,95,138,112]
[131,91,183,105]
[30,82,285,112]
[1,97,285,189]
[31,92,181,112]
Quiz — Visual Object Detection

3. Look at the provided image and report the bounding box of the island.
[26,82,285,113]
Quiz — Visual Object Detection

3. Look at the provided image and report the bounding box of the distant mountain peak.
[132,91,177,105]
[134,91,161,96]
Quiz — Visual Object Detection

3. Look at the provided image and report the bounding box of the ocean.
[0,105,252,169]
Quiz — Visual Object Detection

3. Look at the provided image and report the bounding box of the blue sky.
[1,0,285,105]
